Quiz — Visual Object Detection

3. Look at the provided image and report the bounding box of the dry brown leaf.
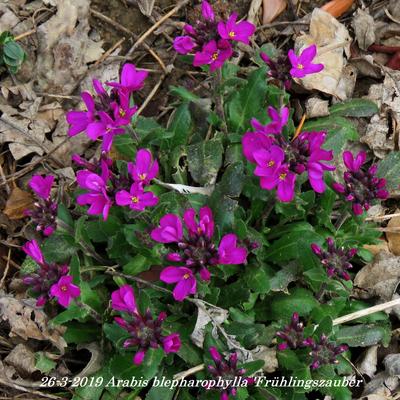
[362,71,400,158]
[352,8,375,51]
[294,9,351,99]
[305,97,330,118]
[384,354,400,376]
[364,240,390,256]
[0,4,19,32]
[0,296,67,355]
[3,187,33,220]
[386,211,400,255]
[75,343,103,378]
[262,0,287,24]
[36,0,104,94]
[361,372,399,397]
[136,0,155,16]
[354,251,400,302]
[358,345,379,378]
[4,344,38,377]
[251,345,278,373]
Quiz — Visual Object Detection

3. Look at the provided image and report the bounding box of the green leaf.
[64,322,100,344]
[226,67,268,134]
[42,233,77,263]
[86,216,121,242]
[167,103,192,147]
[170,85,200,102]
[244,265,271,294]
[80,281,103,312]
[329,99,378,117]
[50,303,90,325]
[146,386,174,400]
[277,350,304,370]
[3,41,25,60]
[35,352,56,373]
[268,288,318,320]
[303,116,358,156]
[123,254,150,275]
[187,136,223,185]
[377,151,400,191]
[109,348,164,380]
[335,324,391,347]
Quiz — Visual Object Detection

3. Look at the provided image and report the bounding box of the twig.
[332,298,400,326]
[127,0,190,55]
[0,162,10,195]
[90,8,167,73]
[1,137,70,186]
[0,249,11,289]
[366,212,400,222]
[136,75,166,116]
[173,364,205,380]
[14,29,36,41]
[94,37,126,67]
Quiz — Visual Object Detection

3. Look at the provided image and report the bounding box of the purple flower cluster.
[66,64,146,152]
[75,149,158,220]
[332,151,389,215]
[242,106,335,202]
[276,313,347,370]
[308,335,348,370]
[151,206,247,301]
[173,1,255,72]
[311,238,357,281]
[111,285,181,365]
[207,347,254,400]
[25,175,57,236]
[22,240,80,307]
[261,44,324,88]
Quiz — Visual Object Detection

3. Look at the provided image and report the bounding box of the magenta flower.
[183,206,214,238]
[333,151,389,215]
[25,175,57,236]
[251,106,289,135]
[29,175,54,200]
[111,284,138,314]
[76,161,112,220]
[111,92,138,126]
[218,234,247,264]
[202,0,215,21]
[152,207,247,301]
[66,92,96,136]
[160,267,197,301]
[260,165,296,202]
[311,238,357,281]
[242,131,274,163]
[22,239,44,265]
[128,149,159,186]
[207,347,254,400]
[150,214,183,243]
[22,240,74,307]
[308,335,347,369]
[173,36,196,54]
[288,44,324,79]
[115,183,158,211]
[49,275,80,308]
[253,145,285,178]
[217,12,255,45]
[107,63,148,94]
[193,40,233,72]
[111,286,180,364]
[162,333,181,353]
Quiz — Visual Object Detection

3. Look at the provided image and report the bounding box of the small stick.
[94,37,125,67]
[136,75,165,116]
[14,29,36,41]
[173,364,205,380]
[332,297,400,326]
[0,249,11,289]
[318,41,350,55]
[365,212,400,222]
[292,114,307,140]
[127,0,190,55]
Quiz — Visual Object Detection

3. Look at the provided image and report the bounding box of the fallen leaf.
[262,0,287,24]
[0,295,67,355]
[75,342,103,378]
[4,344,38,377]
[294,9,352,99]
[136,0,155,17]
[384,353,400,376]
[251,345,278,373]
[354,251,400,302]
[386,210,400,255]
[361,372,399,397]
[3,187,33,220]
[190,303,228,348]
[357,345,378,378]
[352,8,375,51]
[363,241,390,256]
[305,97,330,118]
